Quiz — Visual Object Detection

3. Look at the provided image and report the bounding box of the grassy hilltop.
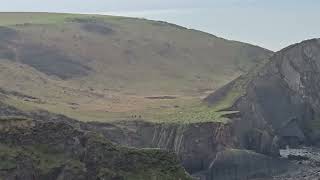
[0,12,272,123]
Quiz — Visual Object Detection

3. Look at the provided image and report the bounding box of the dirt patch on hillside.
[145,96,177,100]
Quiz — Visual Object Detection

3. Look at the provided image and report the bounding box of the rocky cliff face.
[82,119,291,180]
[206,39,320,149]
[0,117,192,180]
[82,121,236,174]
[0,84,291,180]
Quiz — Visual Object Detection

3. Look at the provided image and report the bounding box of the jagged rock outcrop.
[82,121,236,174]
[0,118,192,180]
[205,38,320,149]
[82,119,290,179]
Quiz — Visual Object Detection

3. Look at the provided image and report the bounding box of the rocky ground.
[269,147,320,180]
[272,164,320,180]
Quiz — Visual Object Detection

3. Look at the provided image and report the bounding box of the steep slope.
[0,98,290,180]
[0,12,272,122]
[81,120,291,180]
[0,117,192,180]
[205,38,320,148]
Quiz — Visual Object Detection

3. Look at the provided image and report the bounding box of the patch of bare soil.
[145,96,177,100]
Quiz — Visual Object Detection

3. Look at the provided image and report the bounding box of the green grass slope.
[0,12,272,122]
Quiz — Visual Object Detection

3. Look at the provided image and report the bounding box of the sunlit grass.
[3,95,236,124]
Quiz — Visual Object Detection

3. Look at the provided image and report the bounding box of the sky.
[1,0,319,51]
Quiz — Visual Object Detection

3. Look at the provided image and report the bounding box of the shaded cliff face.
[206,39,320,148]
[82,121,236,174]
[82,119,289,179]
[0,118,192,180]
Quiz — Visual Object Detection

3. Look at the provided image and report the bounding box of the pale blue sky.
[1,0,319,51]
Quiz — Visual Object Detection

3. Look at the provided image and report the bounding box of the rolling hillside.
[0,12,272,122]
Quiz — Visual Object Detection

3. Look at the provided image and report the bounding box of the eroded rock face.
[85,120,295,179]
[0,118,192,180]
[82,121,236,174]
[206,39,320,149]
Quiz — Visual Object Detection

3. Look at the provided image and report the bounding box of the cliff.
[0,87,289,179]
[0,117,192,180]
[206,39,320,148]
